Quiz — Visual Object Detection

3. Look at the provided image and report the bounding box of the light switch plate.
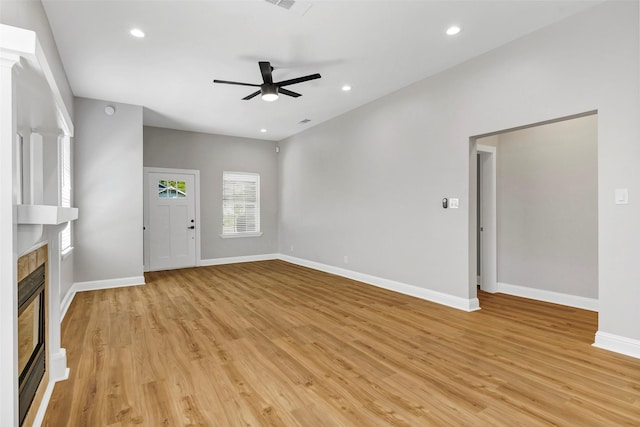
[615,188,628,205]
[449,198,459,209]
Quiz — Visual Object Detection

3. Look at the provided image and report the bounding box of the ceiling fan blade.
[279,88,302,98]
[259,61,273,84]
[213,79,260,87]
[242,90,261,100]
[276,73,321,87]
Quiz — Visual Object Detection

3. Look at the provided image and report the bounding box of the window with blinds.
[222,172,260,236]
[61,136,72,252]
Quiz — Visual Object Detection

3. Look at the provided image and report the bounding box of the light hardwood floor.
[43,261,640,426]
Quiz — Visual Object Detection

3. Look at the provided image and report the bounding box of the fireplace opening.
[18,263,46,427]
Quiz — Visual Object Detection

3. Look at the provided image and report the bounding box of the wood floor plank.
[43,260,640,426]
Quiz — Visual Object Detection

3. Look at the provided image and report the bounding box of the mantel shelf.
[17,205,78,225]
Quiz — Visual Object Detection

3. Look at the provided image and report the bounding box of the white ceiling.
[41,0,602,141]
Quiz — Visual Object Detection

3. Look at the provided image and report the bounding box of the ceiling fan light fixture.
[261,85,279,101]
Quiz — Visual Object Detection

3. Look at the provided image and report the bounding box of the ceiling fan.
[213,61,321,102]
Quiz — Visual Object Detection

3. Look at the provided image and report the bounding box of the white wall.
[496,115,598,299]
[143,126,278,260]
[279,1,640,346]
[74,98,144,284]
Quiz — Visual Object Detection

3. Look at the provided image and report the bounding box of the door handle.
[188,226,195,229]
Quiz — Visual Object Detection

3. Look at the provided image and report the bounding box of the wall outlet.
[343,255,349,264]
[290,244,294,252]
[449,198,459,209]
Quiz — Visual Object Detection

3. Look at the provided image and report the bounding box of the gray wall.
[496,115,598,298]
[278,1,640,343]
[74,97,143,283]
[143,126,278,260]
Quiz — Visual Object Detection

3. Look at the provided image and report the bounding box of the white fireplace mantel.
[17,205,78,225]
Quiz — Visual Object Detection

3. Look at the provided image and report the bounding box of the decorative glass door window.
[158,180,187,198]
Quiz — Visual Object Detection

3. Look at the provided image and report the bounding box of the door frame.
[477,144,497,293]
[143,167,201,272]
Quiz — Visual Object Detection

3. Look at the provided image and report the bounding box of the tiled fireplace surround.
[17,245,48,427]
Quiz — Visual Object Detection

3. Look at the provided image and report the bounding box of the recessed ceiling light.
[342,85,352,92]
[130,28,145,38]
[260,128,267,133]
[446,26,461,36]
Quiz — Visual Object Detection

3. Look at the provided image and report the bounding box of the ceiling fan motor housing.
[261,84,279,101]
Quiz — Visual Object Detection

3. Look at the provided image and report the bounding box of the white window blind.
[61,136,72,252]
[222,172,260,236]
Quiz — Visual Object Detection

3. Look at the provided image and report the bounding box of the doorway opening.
[469,111,598,309]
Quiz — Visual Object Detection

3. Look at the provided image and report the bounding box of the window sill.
[220,232,263,239]
[61,247,74,261]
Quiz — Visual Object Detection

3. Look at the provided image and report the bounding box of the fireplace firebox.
[18,263,46,426]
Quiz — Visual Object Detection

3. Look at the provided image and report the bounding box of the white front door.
[145,170,197,271]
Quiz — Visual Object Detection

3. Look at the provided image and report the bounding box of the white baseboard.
[279,255,480,312]
[199,253,278,266]
[33,349,69,427]
[32,379,55,427]
[73,275,145,292]
[497,282,598,312]
[49,349,69,382]
[593,331,640,359]
[61,276,145,322]
[60,287,76,321]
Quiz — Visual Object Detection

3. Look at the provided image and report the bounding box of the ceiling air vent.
[299,119,312,124]
[278,0,295,10]
[264,0,312,16]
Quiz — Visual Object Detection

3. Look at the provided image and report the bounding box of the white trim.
[0,25,73,136]
[61,276,145,320]
[477,144,497,294]
[497,282,598,311]
[18,240,48,258]
[593,331,640,360]
[32,380,55,427]
[279,255,480,312]
[60,286,76,321]
[49,349,69,382]
[219,232,263,239]
[32,349,68,427]
[199,253,278,266]
[477,144,496,153]
[60,246,73,261]
[73,276,145,292]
